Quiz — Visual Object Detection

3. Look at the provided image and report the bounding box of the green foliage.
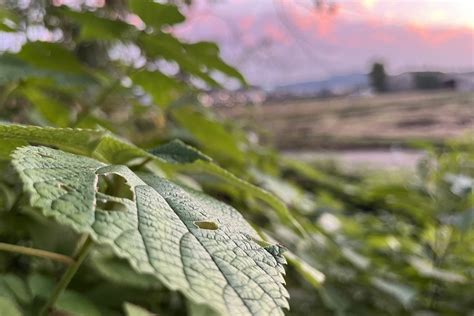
[0,296,22,316]
[12,145,288,315]
[0,1,473,315]
[129,0,185,29]
[124,302,152,316]
[131,71,184,108]
[17,42,90,75]
[60,9,133,41]
[150,139,212,164]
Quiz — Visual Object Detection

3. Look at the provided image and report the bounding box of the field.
[218,91,474,150]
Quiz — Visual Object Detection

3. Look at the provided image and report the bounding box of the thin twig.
[0,242,74,265]
[39,235,93,316]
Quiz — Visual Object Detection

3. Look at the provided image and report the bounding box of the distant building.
[200,86,267,107]
[387,73,414,91]
[203,71,474,107]
[451,73,474,91]
[387,72,474,92]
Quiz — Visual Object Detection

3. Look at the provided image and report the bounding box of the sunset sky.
[177,0,474,86]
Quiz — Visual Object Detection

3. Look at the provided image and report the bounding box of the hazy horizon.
[177,0,474,87]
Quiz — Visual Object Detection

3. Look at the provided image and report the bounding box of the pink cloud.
[263,23,289,43]
[239,15,255,30]
[176,0,474,85]
[407,23,472,46]
[372,32,396,44]
[282,2,339,38]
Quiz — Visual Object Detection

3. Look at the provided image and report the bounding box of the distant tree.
[370,62,387,93]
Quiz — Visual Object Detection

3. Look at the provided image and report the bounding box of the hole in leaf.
[96,173,134,211]
[193,220,219,230]
[38,152,53,158]
[96,198,128,212]
[58,183,73,193]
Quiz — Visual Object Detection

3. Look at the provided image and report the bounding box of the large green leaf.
[129,0,185,30]
[0,55,94,86]
[150,139,212,164]
[0,274,32,305]
[20,88,71,127]
[0,123,104,156]
[0,139,26,160]
[0,297,21,316]
[370,277,416,308]
[0,55,43,85]
[151,139,307,235]
[27,273,102,316]
[171,105,247,164]
[0,8,18,32]
[139,35,245,85]
[124,302,152,316]
[0,123,154,163]
[138,33,220,86]
[0,124,304,234]
[91,251,163,289]
[60,8,133,41]
[131,70,184,108]
[185,42,246,84]
[17,42,88,75]
[12,146,289,315]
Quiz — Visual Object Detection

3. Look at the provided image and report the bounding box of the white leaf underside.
[12,146,289,316]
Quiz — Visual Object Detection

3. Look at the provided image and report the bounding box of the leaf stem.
[131,157,152,171]
[0,242,74,265]
[39,235,93,316]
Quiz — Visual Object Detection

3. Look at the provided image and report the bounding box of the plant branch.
[0,82,19,109]
[74,67,136,126]
[428,226,454,309]
[0,242,74,265]
[39,235,93,316]
[73,78,121,126]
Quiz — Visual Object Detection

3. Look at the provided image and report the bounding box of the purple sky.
[176,0,474,86]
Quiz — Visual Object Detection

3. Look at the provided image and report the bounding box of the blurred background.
[178,0,474,171]
[0,0,473,315]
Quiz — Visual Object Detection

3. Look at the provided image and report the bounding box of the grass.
[218,90,474,150]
